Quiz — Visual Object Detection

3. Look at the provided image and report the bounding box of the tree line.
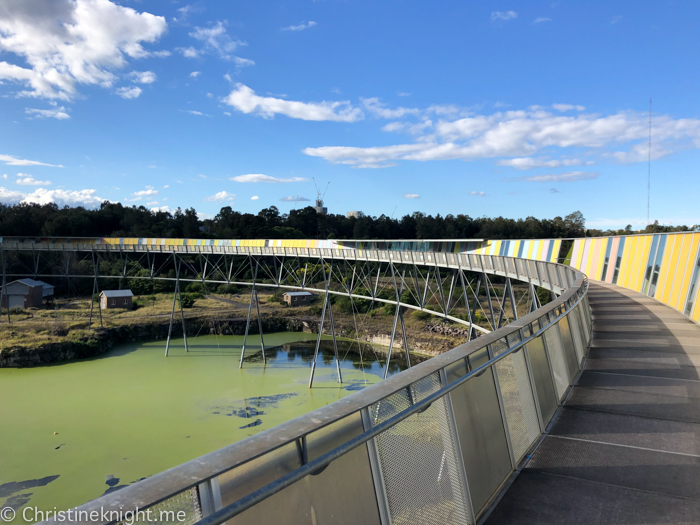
[0,202,695,240]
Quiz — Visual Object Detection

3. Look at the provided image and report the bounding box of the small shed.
[100,290,134,310]
[1,278,54,308]
[283,291,314,306]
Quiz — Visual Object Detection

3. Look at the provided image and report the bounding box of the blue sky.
[1,0,699,230]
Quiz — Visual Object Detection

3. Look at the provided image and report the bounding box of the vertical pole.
[254,286,266,364]
[239,276,255,368]
[458,269,473,342]
[178,280,189,353]
[327,296,343,384]
[308,290,329,388]
[399,307,410,368]
[484,274,496,329]
[0,246,8,324]
[470,274,483,340]
[421,267,432,309]
[435,265,448,318]
[165,254,178,357]
[508,277,519,321]
[89,251,96,330]
[384,264,404,380]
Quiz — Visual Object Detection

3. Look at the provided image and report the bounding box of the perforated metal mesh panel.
[567,309,585,364]
[494,351,541,462]
[116,488,202,525]
[369,373,472,525]
[543,326,569,400]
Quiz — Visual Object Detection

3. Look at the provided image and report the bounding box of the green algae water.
[0,333,407,520]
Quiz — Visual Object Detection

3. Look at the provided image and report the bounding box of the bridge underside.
[486,282,700,524]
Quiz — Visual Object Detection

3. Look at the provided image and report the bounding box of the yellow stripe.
[618,236,637,289]
[656,234,678,302]
[535,240,544,261]
[673,234,700,310]
[552,239,562,263]
[632,236,652,292]
[669,234,694,309]
[526,240,535,260]
[595,239,608,280]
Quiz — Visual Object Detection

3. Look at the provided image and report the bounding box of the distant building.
[282,291,314,306]
[0,279,54,309]
[314,198,328,215]
[100,290,134,310]
[346,211,365,218]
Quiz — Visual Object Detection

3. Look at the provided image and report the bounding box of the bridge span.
[1,232,698,524]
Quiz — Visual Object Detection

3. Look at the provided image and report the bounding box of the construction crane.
[312,177,329,215]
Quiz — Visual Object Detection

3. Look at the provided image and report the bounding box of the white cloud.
[397,92,411,97]
[187,21,253,65]
[16,174,51,186]
[403,193,420,199]
[130,185,159,201]
[22,187,104,207]
[470,191,488,197]
[116,86,142,99]
[519,171,600,182]
[190,71,201,78]
[223,111,231,116]
[163,184,169,188]
[230,174,309,183]
[223,84,364,122]
[0,0,167,101]
[177,46,200,58]
[0,186,25,203]
[151,205,172,213]
[280,195,310,202]
[204,190,235,202]
[25,107,70,119]
[183,110,205,116]
[1,174,6,179]
[126,71,156,84]
[251,195,259,200]
[146,200,159,206]
[533,17,552,24]
[304,107,700,168]
[362,98,420,119]
[282,21,317,31]
[173,4,203,23]
[552,103,586,112]
[0,154,62,167]
[496,157,589,170]
[491,11,518,22]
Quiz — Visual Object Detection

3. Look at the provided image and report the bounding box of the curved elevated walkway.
[487,281,700,525]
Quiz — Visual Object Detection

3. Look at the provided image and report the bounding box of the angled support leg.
[308,289,329,388]
[165,254,178,357]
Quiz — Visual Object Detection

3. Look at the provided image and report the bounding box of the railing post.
[361,407,392,525]
[488,344,517,470]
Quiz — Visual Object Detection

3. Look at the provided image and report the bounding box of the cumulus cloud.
[204,190,235,202]
[303,107,700,168]
[251,195,259,200]
[116,86,142,99]
[190,71,201,78]
[0,0,167,101]
[491,11,517,22]
[25,107,70,119]
[230,174,308,183]
[0,186,25,203]
[184,21,254,65]
[280,195,310,202]
[518,171,600,182]
[0,154,62,167]
[403,193,420,199]
[126,71,156,84]
[151,205,172,213]
[282,21,317,31]
[21,187,104,207]
[129,185,158,201]
[16,174,51,185]
[223,84,364,122]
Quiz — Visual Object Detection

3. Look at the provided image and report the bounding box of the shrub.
[216,284,240,295]
[412,309,431,321]
[179,293,196,309]
[185,282,204,295]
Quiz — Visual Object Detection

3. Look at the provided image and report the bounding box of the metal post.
[384,264,404,380]
[458,269,473,342]
[178,282,189,353]
[308,291,329,388]
[399,307,410,368]
[484,274,496,328]
[0,246,8,324]
[164,254,178,357]
[435,265,448,317]
[489,344,517,470]
[421,267,432,309]
[360,408,392,525]
[326,297,343,384]
[239,280,255,368]
[253,287,266,364]
[470,274,483,339]
[508,277,519,321]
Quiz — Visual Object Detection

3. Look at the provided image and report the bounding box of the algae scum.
[0,332,405,519]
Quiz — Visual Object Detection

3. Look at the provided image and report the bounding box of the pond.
[0,332,411,520]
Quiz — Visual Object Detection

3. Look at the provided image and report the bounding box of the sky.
[1,0,699,230]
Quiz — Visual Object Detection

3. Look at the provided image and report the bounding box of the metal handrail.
[194,276,589,525]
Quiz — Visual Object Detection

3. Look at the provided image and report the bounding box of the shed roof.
[7,278,54,290]
[100,290,134,298]
[283,291,314,297]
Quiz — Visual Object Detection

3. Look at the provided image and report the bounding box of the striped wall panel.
[570,232,700,324]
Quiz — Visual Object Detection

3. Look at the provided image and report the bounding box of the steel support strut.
[88,250,103,329]
[164,254,178,357]
[0,246,8,324]
[308,265,330,388]
[384,264,405,379]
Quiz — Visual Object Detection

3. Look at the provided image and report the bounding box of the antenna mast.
[647,97,652,226]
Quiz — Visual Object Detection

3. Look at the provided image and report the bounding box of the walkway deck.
[486,281,700,525]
